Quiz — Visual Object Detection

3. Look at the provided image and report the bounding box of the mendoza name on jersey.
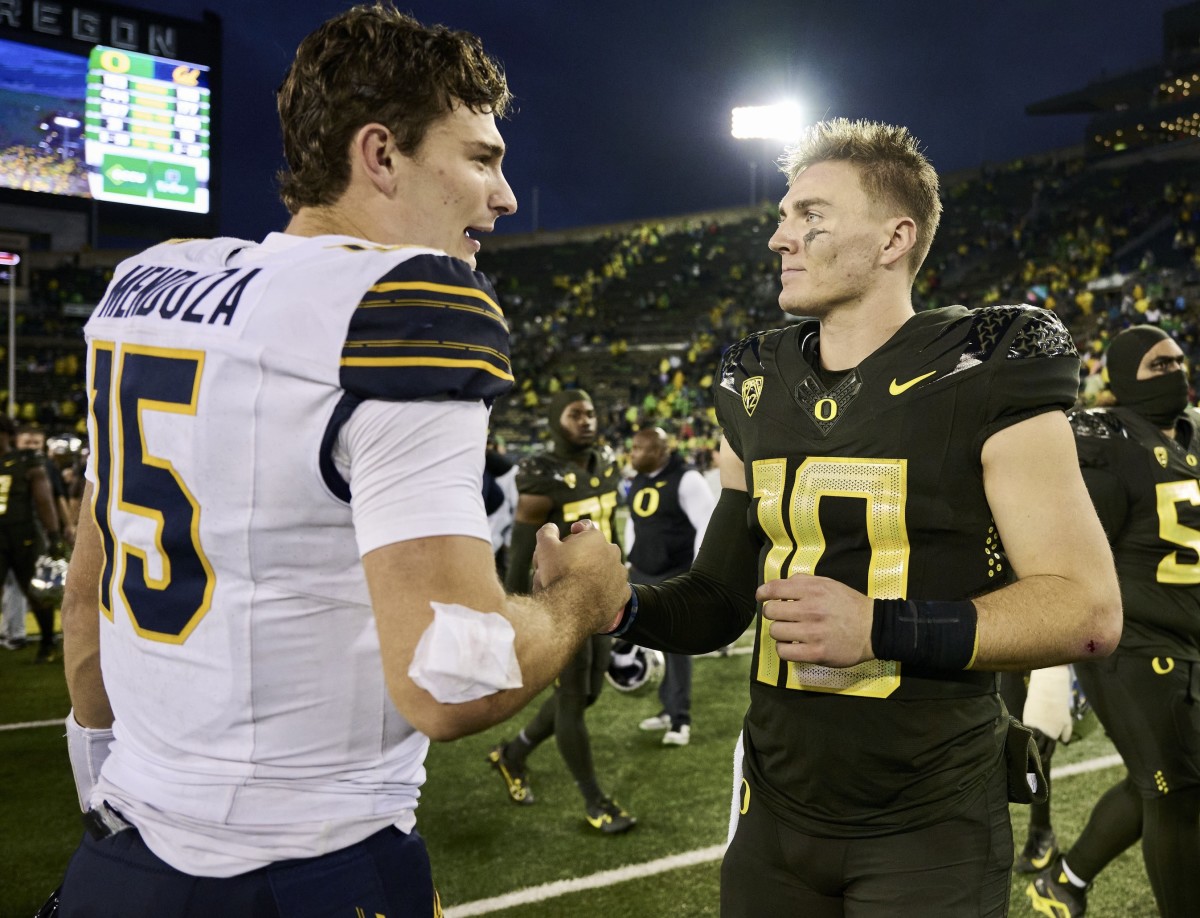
[93,265,262,326]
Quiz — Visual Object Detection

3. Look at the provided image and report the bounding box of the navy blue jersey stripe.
[341,253,513,404]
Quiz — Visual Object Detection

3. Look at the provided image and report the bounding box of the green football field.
[0,629,1156,917]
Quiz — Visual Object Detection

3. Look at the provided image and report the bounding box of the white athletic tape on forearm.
[66,710,114,812]
[408,602,523,704]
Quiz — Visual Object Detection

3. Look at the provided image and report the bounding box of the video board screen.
[85,46,210,212]
[0,37,210,214]
[0,37,89,198]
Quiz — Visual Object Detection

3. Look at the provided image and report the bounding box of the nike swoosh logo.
[889,370,937,395]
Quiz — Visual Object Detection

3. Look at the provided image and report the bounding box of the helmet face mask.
[30,555,69,607]
[605,642,666,695]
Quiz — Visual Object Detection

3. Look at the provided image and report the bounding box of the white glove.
[1023,665,1074,743]
[66,709,114,812]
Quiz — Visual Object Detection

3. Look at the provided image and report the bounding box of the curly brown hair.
[276,2,511,214]
[779,118,942,277]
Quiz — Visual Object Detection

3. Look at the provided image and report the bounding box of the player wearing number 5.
[1029,325,1200,917]
[603,119,1122,915]
[55,6,631,917]
[487,389,636,833]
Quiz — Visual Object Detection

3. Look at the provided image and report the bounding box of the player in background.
[574,118,1122,915]
[1,425,75,653]
[488,389,635,833]
[56,6,629,917]
[0,415,64,662]
[625,426,715,746]
[1029,325,1200,917]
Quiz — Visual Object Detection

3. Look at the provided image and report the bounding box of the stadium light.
[730,102,805,141]
[731,101,806,206]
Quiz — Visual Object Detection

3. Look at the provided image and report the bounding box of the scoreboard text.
[85,45,210,213]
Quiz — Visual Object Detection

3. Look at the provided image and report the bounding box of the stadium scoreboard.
[85,46,211,213]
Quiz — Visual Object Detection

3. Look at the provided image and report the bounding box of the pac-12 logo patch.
[741,376,764,417]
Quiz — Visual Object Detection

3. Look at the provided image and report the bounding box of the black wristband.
[606,586,639,637]
[871,598,979,670]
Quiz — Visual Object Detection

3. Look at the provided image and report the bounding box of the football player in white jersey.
[54,5,630,916]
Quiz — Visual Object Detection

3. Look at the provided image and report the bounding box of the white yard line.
[444,844,728,917]
[0,718,61,732]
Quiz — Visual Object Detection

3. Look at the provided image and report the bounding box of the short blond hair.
[779,118,942,276]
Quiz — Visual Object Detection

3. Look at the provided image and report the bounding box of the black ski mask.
[547,388,594,461]
[1105,325,1188,428]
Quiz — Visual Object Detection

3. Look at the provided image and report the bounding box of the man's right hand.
[532,521,630,630]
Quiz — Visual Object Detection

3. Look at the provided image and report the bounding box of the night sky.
[131,0,1184,241]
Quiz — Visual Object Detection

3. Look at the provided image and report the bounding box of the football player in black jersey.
[1029,325,1200,917]
[563,119,1122,915]
[0,415,64,662]
[488,389,635,833]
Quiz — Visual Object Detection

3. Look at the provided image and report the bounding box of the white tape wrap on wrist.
[408,602,523,704]
[66,709,114,812]
[1023,664,1074,742]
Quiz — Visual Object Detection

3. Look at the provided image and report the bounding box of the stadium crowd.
[8,145,1200,473]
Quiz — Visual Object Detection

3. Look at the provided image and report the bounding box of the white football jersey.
[83,232,511,876]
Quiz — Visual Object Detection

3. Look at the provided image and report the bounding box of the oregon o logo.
[814,398,837,422]
[1152,656,1175,675]
[739,778,750,814]
[633,486,659,517]
[100,49,132,73]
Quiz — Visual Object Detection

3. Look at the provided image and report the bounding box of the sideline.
[444,752,1126,917]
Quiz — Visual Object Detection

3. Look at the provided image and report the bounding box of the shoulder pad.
[517,452,568,494]
[719,329,783,395]
[1068,408,1127,440]
[340,253,512,404]
[968,305,1077,362]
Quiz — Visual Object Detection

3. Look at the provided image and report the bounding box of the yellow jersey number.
[751,456,910,699]
[561,491,618,543]
[1156,479,1200,584]
[89,341,216,643]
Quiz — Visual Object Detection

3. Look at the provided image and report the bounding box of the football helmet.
[605,641,665,694]
[31,554,69,607]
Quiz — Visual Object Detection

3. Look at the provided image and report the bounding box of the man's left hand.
[757,573,873,668]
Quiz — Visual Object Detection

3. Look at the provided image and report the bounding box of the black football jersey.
[515,446,622,546]
[715,304,1079,837]
[0,448,44,531]
[1071,406,1200,659]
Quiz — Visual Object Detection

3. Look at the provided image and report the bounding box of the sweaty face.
[558,400,597,448]
[768,160,892,317]
[390,105,517,268]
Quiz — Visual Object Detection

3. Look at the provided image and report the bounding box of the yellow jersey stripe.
[340,355,515,381]
[367,281,503,316]
[343,340,510,362]
[356,298,508,329]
